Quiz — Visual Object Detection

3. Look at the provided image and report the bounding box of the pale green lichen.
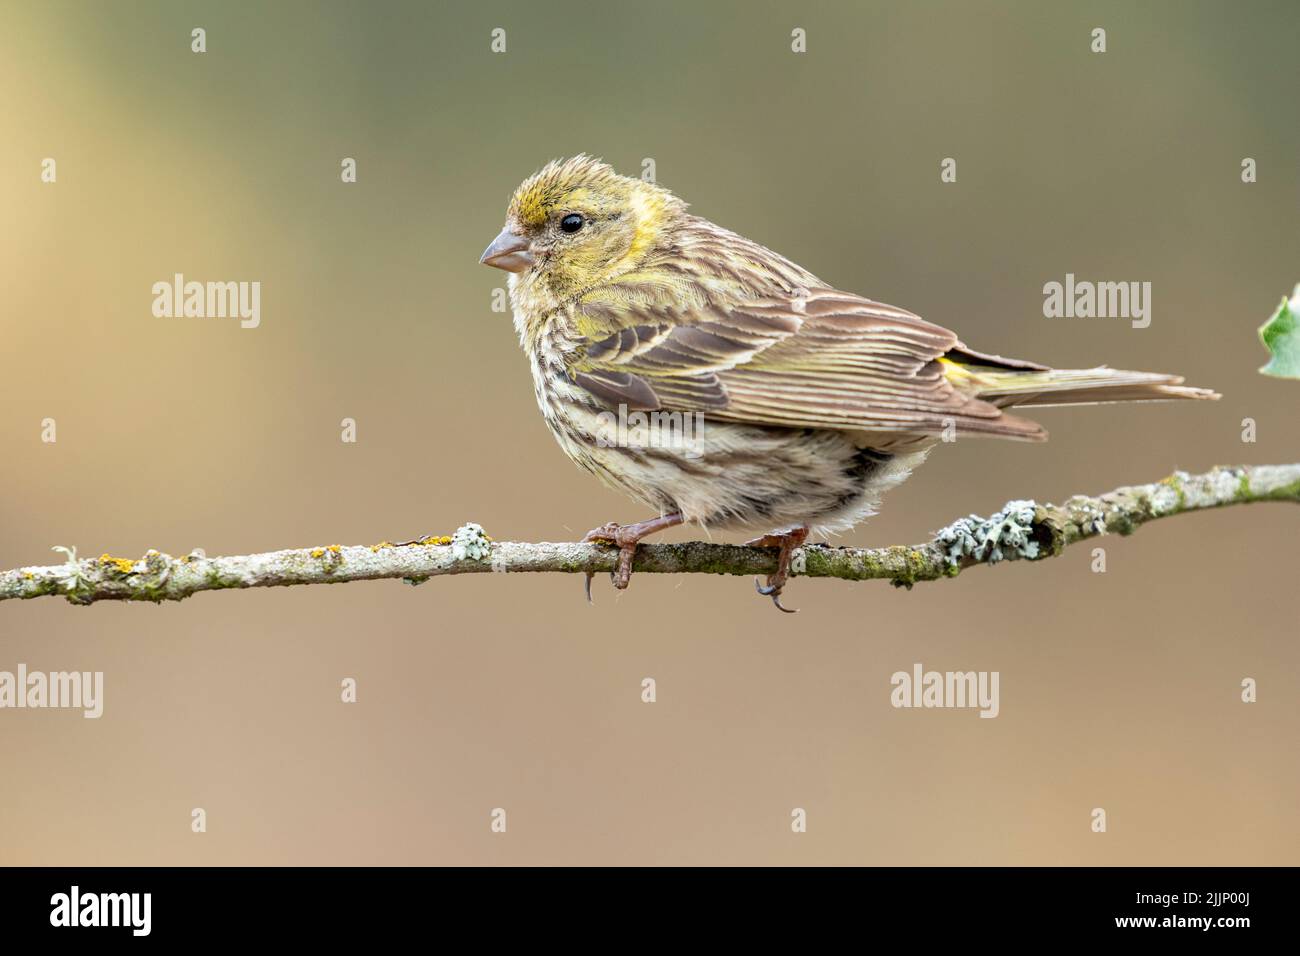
[1064,495,1107,536]
[884,546,938,589]
[1203,466,1244,503]
[50,545,86,595]
[450,523,491,561]
[935,500,1040,566]
[1267,477,1300,502]
[1151,472,1189,515]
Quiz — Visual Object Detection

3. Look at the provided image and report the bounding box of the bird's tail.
[940,357,1220,408]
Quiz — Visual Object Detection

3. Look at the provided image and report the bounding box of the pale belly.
[544,394,932,536]
[526,319,932,536]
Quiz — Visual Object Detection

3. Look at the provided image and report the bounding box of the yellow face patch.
[625,190,668,262]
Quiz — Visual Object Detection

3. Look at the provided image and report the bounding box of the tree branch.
[3,464,1297,606]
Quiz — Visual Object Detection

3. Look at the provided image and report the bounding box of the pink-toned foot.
[582,512,684,598]
[744,526,809,613]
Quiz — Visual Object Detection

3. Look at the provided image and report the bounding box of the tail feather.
[999,382,1219,407]
[948,364,1221,408]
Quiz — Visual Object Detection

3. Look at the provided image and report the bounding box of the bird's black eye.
[560,214,584,234]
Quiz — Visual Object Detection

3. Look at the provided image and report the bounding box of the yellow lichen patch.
[327,545,341,554]
[418,535,453,546]
[98,553,137,574]
[23,570,35,579]
[310,548,325,559]
[370,541,394,552]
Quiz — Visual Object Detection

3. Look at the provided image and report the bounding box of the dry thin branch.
[2,464,1297,606]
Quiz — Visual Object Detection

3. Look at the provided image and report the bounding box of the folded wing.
[570,286,1048,441]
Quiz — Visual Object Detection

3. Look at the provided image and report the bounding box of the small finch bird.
[480,156,1217,610]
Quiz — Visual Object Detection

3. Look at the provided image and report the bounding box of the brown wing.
[570,285,1045,441]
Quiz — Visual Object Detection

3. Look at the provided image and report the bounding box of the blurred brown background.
[2,0,1297,865]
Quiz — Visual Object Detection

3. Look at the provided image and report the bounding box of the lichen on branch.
[1,464,1297,606]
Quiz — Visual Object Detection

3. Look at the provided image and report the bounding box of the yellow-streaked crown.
[507,154,684,231]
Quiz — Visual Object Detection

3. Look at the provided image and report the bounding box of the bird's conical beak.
[479,228,534,273]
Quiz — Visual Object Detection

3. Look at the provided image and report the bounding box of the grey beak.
[479,228,534,273]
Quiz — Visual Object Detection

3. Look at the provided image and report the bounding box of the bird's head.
[480,155,687,303]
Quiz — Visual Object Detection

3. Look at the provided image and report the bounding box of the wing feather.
[564,219,1045,441]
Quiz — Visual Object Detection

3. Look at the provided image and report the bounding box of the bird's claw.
[581,521,650,601]
[747,526,808,613]
[582,523,623,604]
[582,522,622,545]
[582,568,623,605]
[753,577,799,613]
[580,513,685,604]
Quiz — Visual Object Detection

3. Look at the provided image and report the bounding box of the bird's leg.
[582,512,684,599]
[745,525,809,613]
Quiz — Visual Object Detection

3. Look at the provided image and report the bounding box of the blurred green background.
[1,0,1297,864]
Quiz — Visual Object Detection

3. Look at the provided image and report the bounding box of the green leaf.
[1258,285,1300,379]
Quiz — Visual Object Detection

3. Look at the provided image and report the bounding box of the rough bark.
[2,464,1296,606]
